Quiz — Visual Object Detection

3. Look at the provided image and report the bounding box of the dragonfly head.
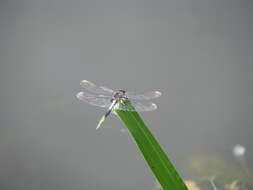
[118,89,126,94]
[113,89,127,101]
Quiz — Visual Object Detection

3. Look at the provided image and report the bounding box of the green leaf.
[113,99,188,190]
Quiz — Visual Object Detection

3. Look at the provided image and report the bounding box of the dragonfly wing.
[76,91,112,108]
[117,100,157,112]
[80,80,114,95]
[126,91,161,100]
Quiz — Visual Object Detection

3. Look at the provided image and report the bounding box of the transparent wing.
[76,91,112,108]
[126,91,161,100]
[117,100,158,112]
[80,80,114,95]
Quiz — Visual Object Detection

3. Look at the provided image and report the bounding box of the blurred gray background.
[0,0,252,189]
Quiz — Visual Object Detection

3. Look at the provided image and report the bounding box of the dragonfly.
[76,80,161,129]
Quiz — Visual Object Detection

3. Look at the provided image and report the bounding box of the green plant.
[113,99,188,190]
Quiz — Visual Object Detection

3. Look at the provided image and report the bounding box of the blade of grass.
[113,99,188,190]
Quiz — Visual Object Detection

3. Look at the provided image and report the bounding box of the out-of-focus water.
[0,1,252,190]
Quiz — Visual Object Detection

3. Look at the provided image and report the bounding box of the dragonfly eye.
[119,89,126,94]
